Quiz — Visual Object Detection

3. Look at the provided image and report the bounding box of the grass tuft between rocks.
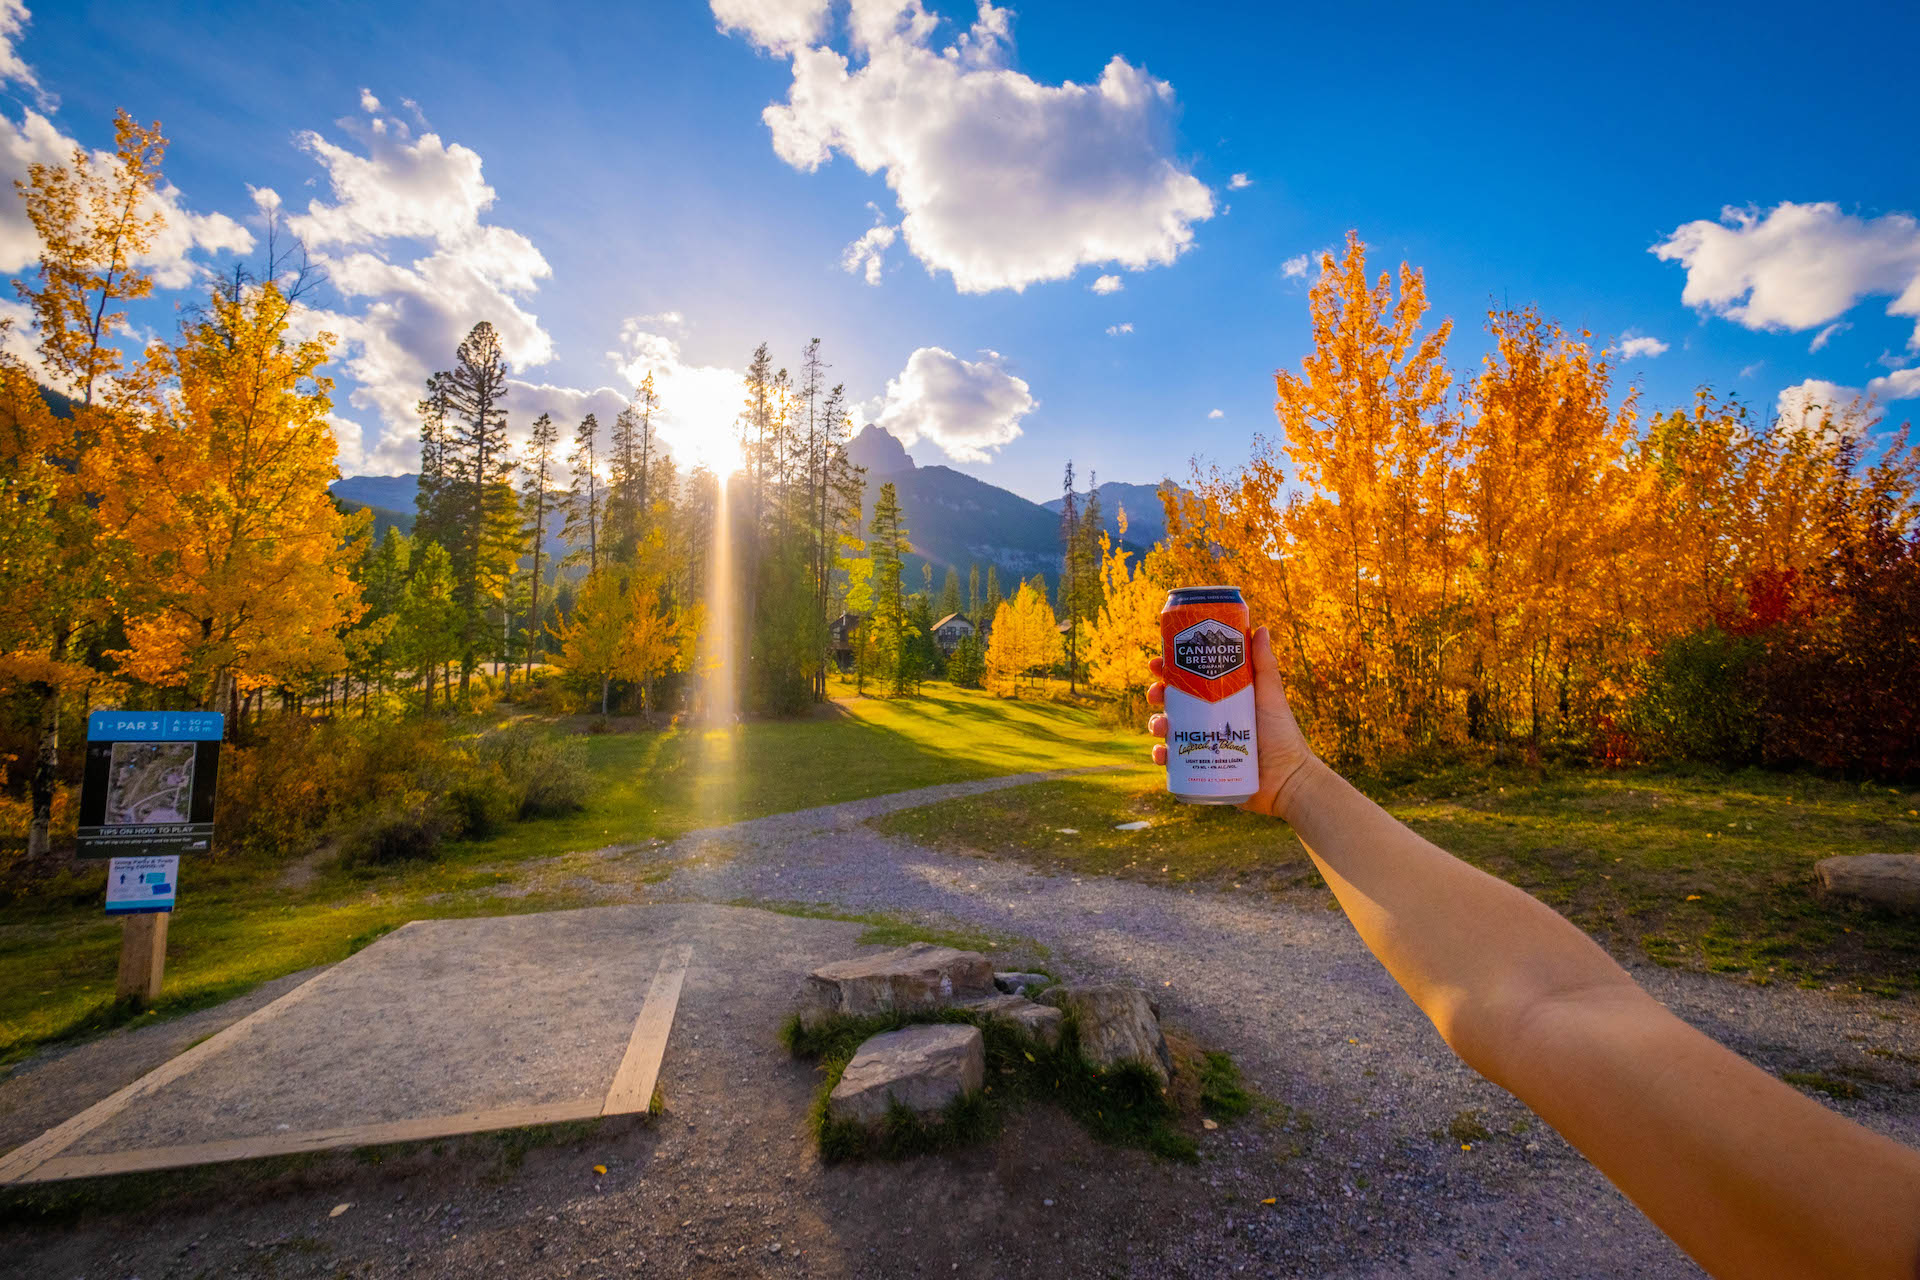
[783,1008,1220,1164]
[1196,1050,1255,1120]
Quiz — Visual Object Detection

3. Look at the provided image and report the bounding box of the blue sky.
[3,0,1917,501]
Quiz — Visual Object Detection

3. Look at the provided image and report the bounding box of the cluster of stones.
[797,942,1172,1129]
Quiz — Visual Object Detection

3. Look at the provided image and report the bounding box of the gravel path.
[647,773,1920,1278]
[5,773,1915,1279]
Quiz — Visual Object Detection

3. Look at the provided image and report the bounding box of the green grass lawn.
[872,763,1920,996]
[0,681,1135,1066]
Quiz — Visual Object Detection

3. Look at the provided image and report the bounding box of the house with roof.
[930,612,975,654]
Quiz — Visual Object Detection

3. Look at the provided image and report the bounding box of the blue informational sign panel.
[104,856,178,914]
[77,710,223,860]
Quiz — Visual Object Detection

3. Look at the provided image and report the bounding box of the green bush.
[216,716,586,866]
[469,722,589,818]
[337,789,455,865]
[1629,626,1763,765]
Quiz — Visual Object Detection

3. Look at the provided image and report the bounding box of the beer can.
[1160,585,1258,804]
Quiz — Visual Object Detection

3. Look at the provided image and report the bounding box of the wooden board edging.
[0,963,342,1185]
[17,1099,605,1183]
[602,943,693,1116]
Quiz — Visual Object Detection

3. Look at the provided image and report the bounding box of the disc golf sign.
[78,711,223,862]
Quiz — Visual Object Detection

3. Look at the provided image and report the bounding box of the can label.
[1161,591,1259,803]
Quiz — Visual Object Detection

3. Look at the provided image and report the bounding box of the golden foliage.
[1084,523,1169,695]
[1165,232,1920,763]
[985,581,1062,697]
[106,280,361,707]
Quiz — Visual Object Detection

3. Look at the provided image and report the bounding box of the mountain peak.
[846,424,915,476]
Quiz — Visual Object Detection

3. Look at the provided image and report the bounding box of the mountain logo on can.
[1171,621,1246,681]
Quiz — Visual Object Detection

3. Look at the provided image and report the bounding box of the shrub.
[1628,626,1763,765]
[337,789,455,865]
[1749,514,1920,780]
[1096,687,1149,730]
[444,765,518,839]
[469,722,589,818]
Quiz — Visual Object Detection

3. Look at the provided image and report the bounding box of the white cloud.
[1105,322,1132,336]
[1207,408,1223,419]
[1775,379,1865,431]
[865,345,1035,462]
[1738,361,1764,379]
[738,0,1214,293]
[1653,202,1920,348]
[1867,367,1920,402]
[1808,320,1849,352]
[1090,273,1123,295]
[1282,253,1310,279]
[841,221,896,285]
[359,88,382,113]
[1228,173,1251,190]
[284,117,498,249]
[0,0,49,108]
[0,104,252,304]
[274,99,556,470]
[0,106,71,271]
[1617,331,1668,360]
[710,0,831,52]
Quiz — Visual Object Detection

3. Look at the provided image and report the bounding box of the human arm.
[1148,627,1920,1280]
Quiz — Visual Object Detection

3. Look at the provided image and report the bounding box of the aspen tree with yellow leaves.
[4,112,170,863]
[1163,230,1920,770]
[107,276,363,714]
[1460,307,1640,746]
[985,581,1063,697]
[1167,231,1461,759]
[1083,518,1168,698]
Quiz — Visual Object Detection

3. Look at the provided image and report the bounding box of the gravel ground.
[3,771,1915,1278]
[650,772,1920,1277]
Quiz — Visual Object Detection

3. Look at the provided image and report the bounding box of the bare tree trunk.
[502,612,513,698]
[25,679,59,866]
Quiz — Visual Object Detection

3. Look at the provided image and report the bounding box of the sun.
[673,421,744,477]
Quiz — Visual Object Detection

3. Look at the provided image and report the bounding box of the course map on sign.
[105,741,196,825]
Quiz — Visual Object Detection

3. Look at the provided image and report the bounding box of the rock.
[963,992,1063,1046]
[798,942,995,1026]
[1815,854,1920,912]
[826,1024,985,1126]
[993,971,1051,996]
[1044,985,1172,1083]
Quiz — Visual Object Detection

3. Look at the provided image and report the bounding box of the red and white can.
[1160,586,1258,804]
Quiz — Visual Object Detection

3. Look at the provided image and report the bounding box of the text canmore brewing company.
[1159,586,1259,804]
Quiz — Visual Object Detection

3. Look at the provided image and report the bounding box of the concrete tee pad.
[0,904,874,1183]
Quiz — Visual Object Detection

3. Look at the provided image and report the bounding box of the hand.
[1147,625,1320,821]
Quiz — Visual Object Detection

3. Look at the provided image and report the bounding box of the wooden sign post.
[115,911,169,1001]
[77,711,223,1005]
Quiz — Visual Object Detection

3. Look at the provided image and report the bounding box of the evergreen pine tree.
[417,322,519,698]
[519,412,562,676]
[564,412,602,573]
[867,482,912,695]
[940,567,962,619]
[606,373,659,567]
